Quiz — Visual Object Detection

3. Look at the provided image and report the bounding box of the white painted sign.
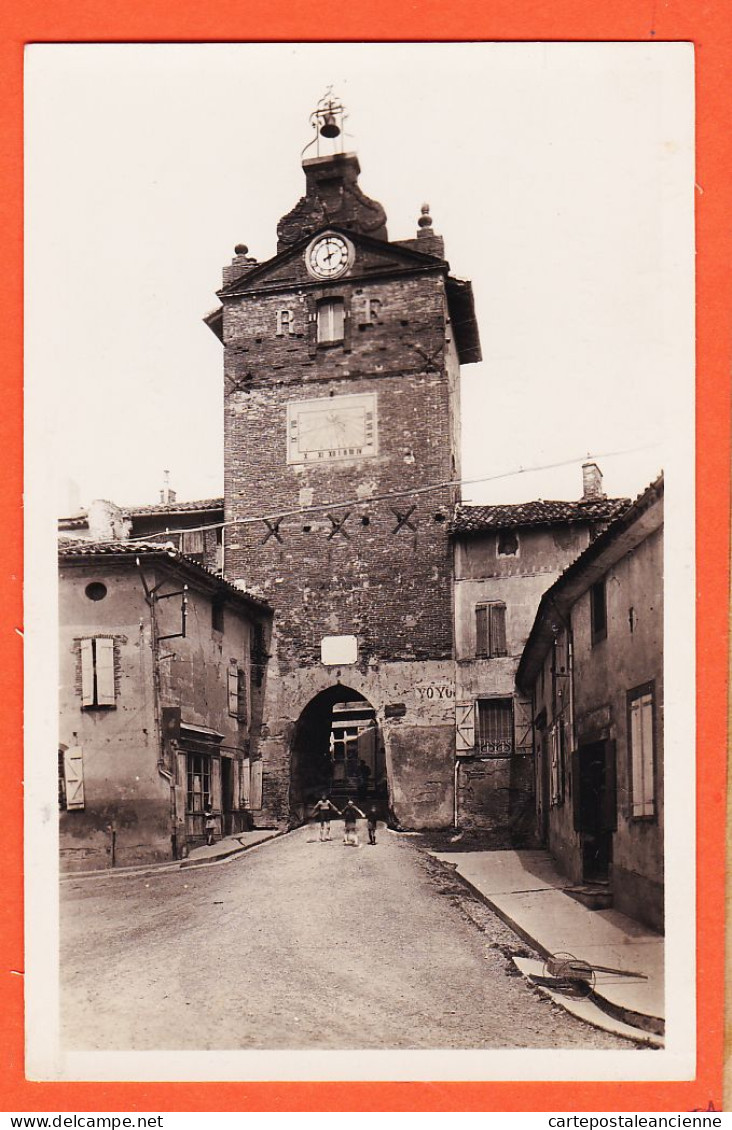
[321,635,358,666]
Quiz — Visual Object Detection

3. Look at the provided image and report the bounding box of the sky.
[25,42,694,515]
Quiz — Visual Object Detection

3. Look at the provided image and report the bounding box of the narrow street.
[60,825,633,1050]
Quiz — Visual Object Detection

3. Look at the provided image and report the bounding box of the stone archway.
[289,684,387,826]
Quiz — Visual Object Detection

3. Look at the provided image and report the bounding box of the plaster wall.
[529,522,663,929]
[58,563,165,870]
[453,523,592,834]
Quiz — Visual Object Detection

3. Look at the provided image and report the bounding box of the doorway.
[221,757,234,836]
[575,739,616,883]
[289,685,387,826]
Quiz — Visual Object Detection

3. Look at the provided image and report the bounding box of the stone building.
[204,97,481,828]
[451,463,627,837]
[516,476,664,930]
[58,540,271,870]
[59,487,225,575]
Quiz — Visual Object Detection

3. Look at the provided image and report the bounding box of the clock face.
[305,234,353,280]
[287,393,377,464]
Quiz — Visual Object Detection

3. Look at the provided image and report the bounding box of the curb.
[180,830,285,868]
[61,830,286,881]
[430,853,663,1039]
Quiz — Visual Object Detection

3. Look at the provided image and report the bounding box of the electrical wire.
[115,441,661,546]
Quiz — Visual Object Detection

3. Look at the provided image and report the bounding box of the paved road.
[60,824,632,1050]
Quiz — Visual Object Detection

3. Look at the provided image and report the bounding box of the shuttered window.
[629,685,655,817]
[317,298,345,343]
[475,602,507,658]
[80,637,116,708]
[476,698,514,755]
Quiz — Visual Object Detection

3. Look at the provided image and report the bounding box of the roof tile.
[451,497,629,533]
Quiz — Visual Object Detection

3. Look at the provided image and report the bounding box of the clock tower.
[205,95,481,828]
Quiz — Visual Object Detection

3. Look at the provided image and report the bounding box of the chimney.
[582,462,606,501]
[160,471,177,506]
[87,499,131,542]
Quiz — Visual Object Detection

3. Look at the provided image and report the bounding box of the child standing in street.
[367,806,378,845]
[341,799,366,846]
[311,794,340,841]
[204,806,216,847]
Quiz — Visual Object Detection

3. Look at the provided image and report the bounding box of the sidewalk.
[430,848,664,1044]
[61,829,282,880]
[182,829,281,866]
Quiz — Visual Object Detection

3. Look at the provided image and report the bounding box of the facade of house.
[58,541,271,870]
[516,476,664,931]
[203,101,482,830]
[451,467,628,838]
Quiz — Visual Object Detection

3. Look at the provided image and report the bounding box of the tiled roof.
[58,516,89,531]
[124,497,224,517]
[451,497,629,534]
[58,540,270,613]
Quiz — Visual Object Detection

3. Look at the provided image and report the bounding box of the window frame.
[186,752,213,814]
[211,599,225,633]
[79,636,116,709]
[316,297,346,345]
[475,601,508,659]
[590,579,608,645]
[475,696,514,757]
[496,529,519,557]
[627,681,657,820]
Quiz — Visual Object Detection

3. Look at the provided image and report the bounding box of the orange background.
[1,0,730,1114]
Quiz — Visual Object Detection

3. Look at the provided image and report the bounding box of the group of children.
[311,795,379,846]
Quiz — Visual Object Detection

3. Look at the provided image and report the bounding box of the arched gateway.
[289,685,387,826]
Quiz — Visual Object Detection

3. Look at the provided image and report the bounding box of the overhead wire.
[116,441,662,546]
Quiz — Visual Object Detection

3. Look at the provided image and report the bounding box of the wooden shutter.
[64,747,85,810]
[250,760,263,809]
[455,701,475,752]
[80,639,95,706]
[182,530,204,555]
[489,604,507,657]
[631,693,655,816]
[95,638,116,706]
[211,757,221,810]
[228,667,239,716]
[640,696,655,814]
[237,669,248,723]
[475,606,488,657]
[241,758,251,808]
[514,698,534,755]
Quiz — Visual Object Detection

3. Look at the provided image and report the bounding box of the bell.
[319,111,340,139]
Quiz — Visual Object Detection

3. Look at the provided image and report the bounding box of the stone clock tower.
[205,96,481,828]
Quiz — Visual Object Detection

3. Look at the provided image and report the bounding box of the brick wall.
[223,262,459,669]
